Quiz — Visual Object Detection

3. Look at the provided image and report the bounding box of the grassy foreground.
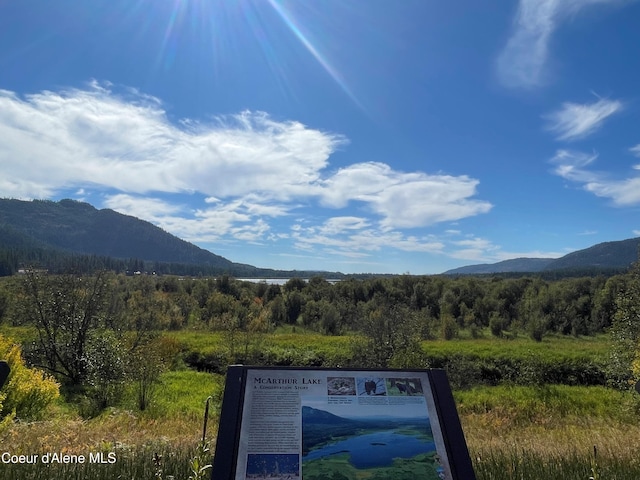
[2,331,639,479]
[0,388,640,480]
[3,381,640,479]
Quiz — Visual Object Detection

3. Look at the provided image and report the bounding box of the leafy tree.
[20,270,113,386]
[489,312,506,338]
[269,295,286,326]
[129,337,174,411]
[591,275,626,333]
[285,290,305,324]
[440,312,458,340]
[83,330,127,412]
[283,277,306,293]
[351,304,425,369]
[610,262,640,389]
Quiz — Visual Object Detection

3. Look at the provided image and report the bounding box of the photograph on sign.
[234,368,450,480]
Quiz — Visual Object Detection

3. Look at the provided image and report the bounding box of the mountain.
[444,237,640,275]
[0,198,233,267]
[0,198,339,277]
[546,237,640,271]
[444,258,555,275]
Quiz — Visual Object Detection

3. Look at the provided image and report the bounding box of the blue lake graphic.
[302,430,435,469]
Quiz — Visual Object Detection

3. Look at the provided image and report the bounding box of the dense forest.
[0,269,633,354]
[0,270,629,336]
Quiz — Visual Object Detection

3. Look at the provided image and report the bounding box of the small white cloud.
[545,98,623,141]
[549,149,599,183]
[292,223,445,257]
[104,194,184,219]
[633,229,640,236]
[496,0,559,89]
[496,0,628,89]
[549,149,640,206]
[319,217,370,235]
[449,237,500,261]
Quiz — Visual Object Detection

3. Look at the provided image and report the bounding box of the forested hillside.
[0,198,233,265]
[0,198,341,278]
[445,237,640,274]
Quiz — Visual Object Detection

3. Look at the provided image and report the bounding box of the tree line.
[1,270,634,341]
[1,266,639,419]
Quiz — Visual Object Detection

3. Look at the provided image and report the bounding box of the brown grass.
[1,409,209,456]
[462,413,640,460]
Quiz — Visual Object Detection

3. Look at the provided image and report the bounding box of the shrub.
[0,334,59,419]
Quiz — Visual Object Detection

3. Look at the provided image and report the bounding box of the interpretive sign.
[212,366,475,480]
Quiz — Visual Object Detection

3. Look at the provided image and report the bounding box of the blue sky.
[2,0,640,274]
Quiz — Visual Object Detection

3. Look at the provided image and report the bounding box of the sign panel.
[212,366,475,480]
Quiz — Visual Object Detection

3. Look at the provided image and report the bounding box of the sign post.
[212,366,475,480]
[0,361,9,390]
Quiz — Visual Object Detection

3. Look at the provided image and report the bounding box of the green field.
[1,328,640,479]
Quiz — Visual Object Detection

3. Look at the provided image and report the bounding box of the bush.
[0,334,59,419]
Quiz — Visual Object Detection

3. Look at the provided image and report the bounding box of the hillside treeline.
[0,271,630,340]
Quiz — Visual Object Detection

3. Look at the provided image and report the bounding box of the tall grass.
[459,385,640,479]
[424,333,610,363]
[140,370,224,419]
[0,444,197,480]
[1,370,222,480]
[472,448,640,480]
[455,384,635,423]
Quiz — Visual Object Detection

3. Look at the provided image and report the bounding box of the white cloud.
[449,237,500,261]
[0,83,492,252]
[549,149,640,206]
[496,0,628,89]
[319,162,492,229]
[629,145,640,157]
[0,84,346,201]
[437,233,562,263]
[544,98,623,141]
[583,178,640,205]
[318,217,371,235]
[549,149,599,182]
[292,220,445,257]
[633,229,640,236]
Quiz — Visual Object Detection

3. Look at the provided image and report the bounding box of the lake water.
[238,278,342,285]
[302,430,435,469]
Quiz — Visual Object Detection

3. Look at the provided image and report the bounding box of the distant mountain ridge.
[0,198,233,267]
[2,198,638,277]
[444,237,640,275]
[0,198,337,277]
